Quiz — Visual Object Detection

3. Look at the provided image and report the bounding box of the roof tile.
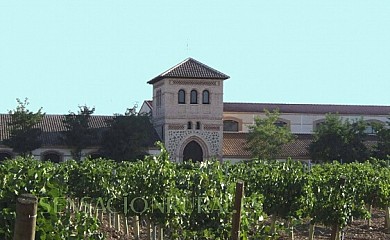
[148,58,229,84]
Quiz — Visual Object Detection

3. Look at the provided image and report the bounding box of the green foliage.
[0,157,102,239]
[372,118,390,159]
[246,109,295,160]
[309,114,369,163]
[62,105,96,160]
[4,98,44,156]
[100,109,153,161]
[2,147,390,239]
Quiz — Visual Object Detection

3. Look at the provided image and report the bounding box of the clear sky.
[1,1,390,115]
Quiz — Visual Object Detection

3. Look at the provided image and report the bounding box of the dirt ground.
[101,208,390,239]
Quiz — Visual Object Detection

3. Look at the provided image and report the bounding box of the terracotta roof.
[223,132,379,160]
[148,58,230,84]
[223,132,313,159]
[0,114,160,147]
[224,103,390,115]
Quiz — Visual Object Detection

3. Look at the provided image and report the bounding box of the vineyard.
[1,145,390,239]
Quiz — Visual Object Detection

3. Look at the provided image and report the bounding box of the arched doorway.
[183,141,203,162]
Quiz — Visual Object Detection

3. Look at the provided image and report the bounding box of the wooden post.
[13,193,38,240]
[108,212,112,228]
[330,224,340,240]
[231,181,244,240]
[124,216,129,235]
[147,218,152,240]
[158,225,164,240]
[385,206,390,233]
[133,215,140,240]
[115,213,121,232]
[308,223,315,240]
[367,204,372,228]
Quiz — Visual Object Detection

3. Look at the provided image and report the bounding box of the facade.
[1,58,390,162]
[141,58,390,162]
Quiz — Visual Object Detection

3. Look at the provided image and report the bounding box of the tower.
[147,58,229,162]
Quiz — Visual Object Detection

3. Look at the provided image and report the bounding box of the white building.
[1,58,390,162]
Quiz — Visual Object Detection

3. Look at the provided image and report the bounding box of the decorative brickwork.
[203,124,221,131]
[170,80,219,86]
[168,124,184,130]
[166,130,222,160]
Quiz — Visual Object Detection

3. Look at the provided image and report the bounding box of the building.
[1,58,390,162]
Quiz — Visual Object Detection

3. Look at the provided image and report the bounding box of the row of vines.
[1,145,390,239]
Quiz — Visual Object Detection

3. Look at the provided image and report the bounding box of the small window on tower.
[196,121,201,130]
[178,89,186,104]
[190,90,198,104]
[156,89,162,108]
[187,121,192,129]
[202,90,210,104]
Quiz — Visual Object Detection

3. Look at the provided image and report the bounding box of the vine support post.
[308,222,315,240]
[270,215,277,234]
[385,206,390,233]
[231,180,244,240]
[133,215,140,239]
[367,204,372,228]
[13,193,38,240]
[158,225,164,240]
[124,216,129,235]
[330,225,341,240]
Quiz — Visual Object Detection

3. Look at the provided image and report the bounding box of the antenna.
[186,38,190,56]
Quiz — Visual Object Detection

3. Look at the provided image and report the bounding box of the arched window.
[42,151,62,163]
[223,120,239,132]
[178,89,186,104]
[187,121,192,130]
[202,90,210,104]
[0,152,12,161]
[190,90,198,104]
[156,89,162,107]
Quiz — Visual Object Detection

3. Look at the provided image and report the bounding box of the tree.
[372,118,390,159]
[100,107,153,161]
[309,114,369,163]
[4,98,45,157]
[246,109,294,160]
[62,105,96,160]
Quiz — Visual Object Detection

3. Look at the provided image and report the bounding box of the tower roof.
[147,58,230,84]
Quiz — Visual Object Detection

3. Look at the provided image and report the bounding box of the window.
[364,125,377,135]
[196,121,201,130]
[202,90,210,104]
[314,119,326,130]
[275,120,288,128]
[187,121,192,129]
[223,120,239,132]
[178,89,186,104]
[156,89,162,107]
[364,121,381,135]
[42,151,62,163]
[190,90,198,104]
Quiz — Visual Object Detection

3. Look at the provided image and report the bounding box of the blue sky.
[1,1,389,115]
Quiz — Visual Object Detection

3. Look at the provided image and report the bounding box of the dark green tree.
[100,107,153,161]
[309,114,369,163]
[372,118,390,159]
[246,109,295,160]
[62,105,96,160]
[4,98,45,157]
